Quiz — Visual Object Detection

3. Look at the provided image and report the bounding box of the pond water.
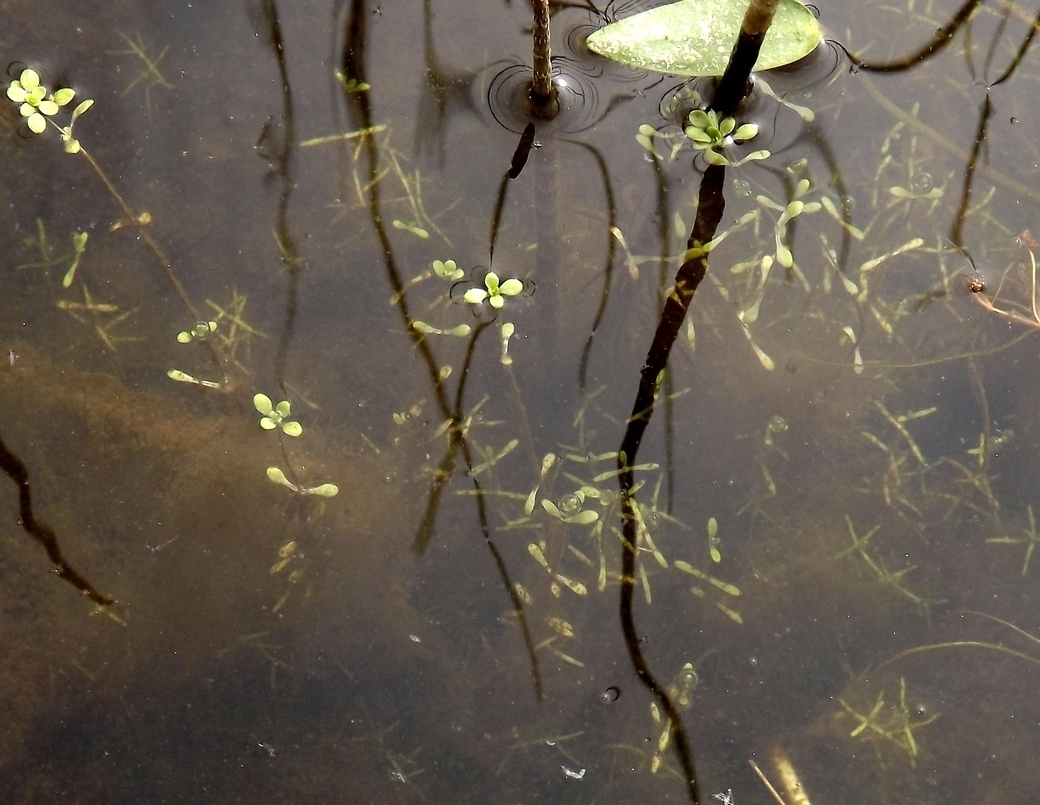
[3,0,1040,802]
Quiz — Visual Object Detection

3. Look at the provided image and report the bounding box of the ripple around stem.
[480,60,603,134]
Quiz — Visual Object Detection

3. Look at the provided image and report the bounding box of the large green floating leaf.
[587,0,822,77]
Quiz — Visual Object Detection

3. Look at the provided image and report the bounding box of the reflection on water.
[4,0,1040,801]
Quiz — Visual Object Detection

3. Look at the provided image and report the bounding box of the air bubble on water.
[598,686,621,704]
[558,493,582,516]
[909,171,934,194]
[787,157,808,175]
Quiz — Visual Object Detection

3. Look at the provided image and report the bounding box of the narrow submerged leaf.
[587,0,822,77]
[304,483,339,497]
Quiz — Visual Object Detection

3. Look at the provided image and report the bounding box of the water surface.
[3,0,1040,802]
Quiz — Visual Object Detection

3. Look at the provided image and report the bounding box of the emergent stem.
[713,0,779,116]
[529,0,558,119]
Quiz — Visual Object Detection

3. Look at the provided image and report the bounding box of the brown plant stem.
[529,0,558,118]
[714,0,779,116]
[77,146,229,384]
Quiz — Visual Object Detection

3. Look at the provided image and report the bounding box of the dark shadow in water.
[417,0,477,166]
[616,163,729,805]
[256,0,303,399]
[569,138,619,395]
[949,92,993,252]
[839,0,1040,285]
[985,4,1040,86]
[489,120,621,394]
[949,7,1040,247]
[489,123,538,263]
[336,0,544,700]
[842,0,985,72]
[0,426,113,607]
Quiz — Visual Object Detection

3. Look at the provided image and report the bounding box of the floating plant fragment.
[586,0,822,77]
[253,393,303,436]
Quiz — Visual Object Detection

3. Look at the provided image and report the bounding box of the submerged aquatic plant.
[167,369,221,389]
[253,393,303,436]
[432,259,464,281]
[177,320,217,344]
[61,231,89,288]
[265,467,338,497]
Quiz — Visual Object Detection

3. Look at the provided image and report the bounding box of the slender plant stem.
[77,147,196,318]
[75,145,229,383]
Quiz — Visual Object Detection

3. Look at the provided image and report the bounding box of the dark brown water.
[3,0,1040,802]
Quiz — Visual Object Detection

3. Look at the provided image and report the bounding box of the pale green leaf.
[18,69,40,91]
[52,87,75,106]
[586,0,822,77]
[266,466,294,488]
[541,499,564,519]
[305,483,339,497]
[499,278,524,296]
[253,393,274,414]
[733,123,759,141]
[703,149,728,166]
[70,98,94,123]
[26,112,46,134]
